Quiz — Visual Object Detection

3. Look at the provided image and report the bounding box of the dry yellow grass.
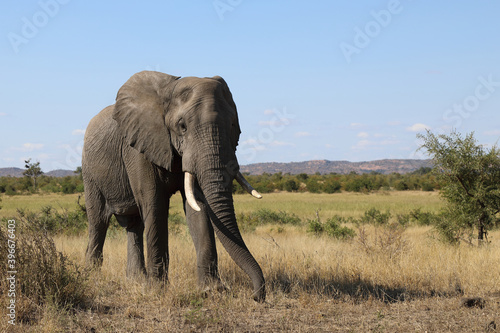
[7,226,491,332]
[2,192,500,331]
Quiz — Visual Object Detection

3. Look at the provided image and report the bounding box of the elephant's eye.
[178,119,187,134]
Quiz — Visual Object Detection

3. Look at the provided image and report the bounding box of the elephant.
[82,71,265,302]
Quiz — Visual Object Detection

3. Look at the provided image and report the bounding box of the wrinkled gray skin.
[83,71,265,301]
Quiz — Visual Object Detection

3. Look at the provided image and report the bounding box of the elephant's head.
[113,71,265,301]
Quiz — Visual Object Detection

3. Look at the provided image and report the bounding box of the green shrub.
[360,208,391,225]
[16,204,88,236]
[307,213,355,240]
[396,213,411,227]
[306,180,321,193]
[322,179,341,193]
[421,182,435,191]
[282,179,299,192]
[324,216,356,240]
[168,211,186,234]
[409,208,438,226]
[306,218,324,235]
[433,206,475,245]
[238,209,301,232]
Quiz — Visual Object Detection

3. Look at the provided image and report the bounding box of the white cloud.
[350,122,365,129]
[352,140,374,149]
[13,143,44,152]
[72,129,86,136]
[264,109,275,115]
[406,123,431,132]
[357,132,369,138]
[258,120,287,127]
[0,112,7,116]
[241,138,258,145]
[271,141,295,147]
[295,131,311,137]
[484,129,500,136]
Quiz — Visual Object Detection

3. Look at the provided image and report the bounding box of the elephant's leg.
[142,200,169,281]
[123,149,171,281]
[116,215,146,278]
[183,194,223,289]
[85,183,111,267]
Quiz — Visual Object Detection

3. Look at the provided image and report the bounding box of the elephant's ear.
[211,76,241,150]
[113,71,180,170]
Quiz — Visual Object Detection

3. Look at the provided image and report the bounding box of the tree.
[74,166,83,180]
[23,159,43,191]
[323,177,341,193]
[283,179,298,192]
[418,130,500,244]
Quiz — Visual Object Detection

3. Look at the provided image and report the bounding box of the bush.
[409,208,438,226]
[360,208,391,225]
[168,211,186,234]
[322,178,341,193]
[394,180,409,191]
[17,205,88,236]
[306,218,324,235]
[238,209,301,232]
[433,206,475,245]
[306,180,321,193]
[421,182,435,191]
[0,221,92,324]
[282,179,299,192]
[307,213,355,240]
[395,213,411,227]
[324,216,356,240]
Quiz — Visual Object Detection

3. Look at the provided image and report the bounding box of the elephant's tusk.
[235,172,262,199]
[185,172,201,212]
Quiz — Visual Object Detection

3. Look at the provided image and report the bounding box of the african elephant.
[82,71,265,301]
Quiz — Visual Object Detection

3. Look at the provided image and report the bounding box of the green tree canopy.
[418,130,500,243]
[23,159,44,191]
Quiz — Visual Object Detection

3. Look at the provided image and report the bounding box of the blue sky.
[1,1,499,171]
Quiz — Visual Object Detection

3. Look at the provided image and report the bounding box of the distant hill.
[0,159,432,178]
[240,159,433,175]
[0,168,24,177]
[0,168,75,177]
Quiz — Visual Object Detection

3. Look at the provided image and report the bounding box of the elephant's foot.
[85,246,104,269]
[200,277,228,296]
[126,266,147,280]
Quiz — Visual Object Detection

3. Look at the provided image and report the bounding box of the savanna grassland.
[1,192,500,332]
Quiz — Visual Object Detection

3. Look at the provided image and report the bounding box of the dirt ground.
[6,290,498,332]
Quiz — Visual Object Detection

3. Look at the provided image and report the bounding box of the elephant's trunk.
[190,125,265,302]
[199,170,266,302]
